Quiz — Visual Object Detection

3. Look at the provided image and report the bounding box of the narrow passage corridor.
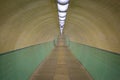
[30,35,93,80]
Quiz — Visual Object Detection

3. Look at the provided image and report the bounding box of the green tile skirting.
[0,41,54,80]
[69,41,120,80]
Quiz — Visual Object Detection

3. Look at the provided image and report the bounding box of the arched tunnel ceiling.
[0,0,120,53]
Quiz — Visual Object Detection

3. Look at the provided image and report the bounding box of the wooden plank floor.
[30,36,93,80]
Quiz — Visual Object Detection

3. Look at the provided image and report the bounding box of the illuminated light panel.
[59,21,65,26]
[58,0,69,4]
[60,28,64,34]
[60,23,65,26]
[57,0,69,34]
[58,12,67,17]
[59,15,66,18]
[60,24,64,27]
[59,20,65,24]
[60,29,63,34]
[60,27,63,30]
[57,3,69,12]
[59,16,66,21]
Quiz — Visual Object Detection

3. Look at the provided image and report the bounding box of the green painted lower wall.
[69,41,120,80]
[0,41,54,80]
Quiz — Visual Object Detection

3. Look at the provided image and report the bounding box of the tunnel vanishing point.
[0,0,120,80]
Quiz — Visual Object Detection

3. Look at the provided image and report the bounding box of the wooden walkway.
[30,36,93,80]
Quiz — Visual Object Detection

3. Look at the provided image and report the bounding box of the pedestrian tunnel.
[0,35,120,80]
[0,0,120,80]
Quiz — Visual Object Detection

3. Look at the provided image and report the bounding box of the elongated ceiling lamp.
[57,0,70,34]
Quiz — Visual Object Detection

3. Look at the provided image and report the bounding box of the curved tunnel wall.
[0,41,54,80]
[65,0,120,53]
[0,0,120,53]
[0,0,59,53]
[69,41,120,80]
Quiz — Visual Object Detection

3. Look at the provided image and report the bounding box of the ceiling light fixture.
[58,12,67,17]
[57,0,70,34]
[58,0,69,4]
[59,16,66,21]
[57,3,69,12]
